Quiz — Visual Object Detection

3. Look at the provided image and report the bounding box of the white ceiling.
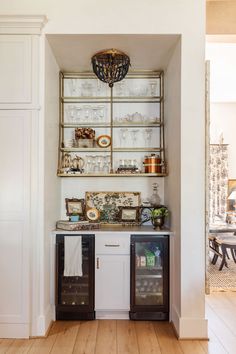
[46,34,180,72]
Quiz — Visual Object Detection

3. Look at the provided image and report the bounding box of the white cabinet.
[0,110,31,338]
[95,233,130,318]
[95,255,130,311]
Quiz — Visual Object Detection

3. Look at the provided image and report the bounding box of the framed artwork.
[65,198,85,217]
[85,191,141,223]
[227,179,236,212]
[119,207,140,223]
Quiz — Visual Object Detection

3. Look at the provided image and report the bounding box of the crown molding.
[0,15,47,34]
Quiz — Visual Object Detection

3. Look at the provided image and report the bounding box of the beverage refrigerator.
[55,234,95,320]
[130,234,169,320]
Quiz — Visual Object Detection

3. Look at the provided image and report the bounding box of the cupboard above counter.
[57,71,167,177]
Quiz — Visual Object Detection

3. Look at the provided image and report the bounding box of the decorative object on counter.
[75,128,95,148]
[70,214,80,222]
[140,206,153,224]
[65,198,85,220]
[143,154,162,174]
[71,155,85,171]
[91,49,130,87]
[149,182,161,207]
[96,135,111,148]
[119,206,140,223]
[86,208,100,222]
[85,191,140,223]
[62,153,72,168]
[116,159,140,174]
[150,206,169,230]
[56,220,100,231]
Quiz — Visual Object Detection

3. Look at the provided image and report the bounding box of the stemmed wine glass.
[130,129,139,147]
[144,128,153,148]
[119,128,128,147]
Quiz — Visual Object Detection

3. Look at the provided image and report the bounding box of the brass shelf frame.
[58,70,166,177]
[57,173,167,178]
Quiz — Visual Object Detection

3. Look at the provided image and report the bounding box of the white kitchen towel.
[64,236,83,277]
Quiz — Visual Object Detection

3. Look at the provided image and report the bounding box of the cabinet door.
[0,110,31,337]
[0,35,32,105]
[95,255,130,310]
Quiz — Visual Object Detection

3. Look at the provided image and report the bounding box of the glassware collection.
[59,72,166,176]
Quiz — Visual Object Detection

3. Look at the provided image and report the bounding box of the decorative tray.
[56,220,100,231]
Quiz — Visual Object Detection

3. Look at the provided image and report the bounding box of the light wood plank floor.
[1,292,236,353]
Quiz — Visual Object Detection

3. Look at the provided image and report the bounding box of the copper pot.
[143,154,162,173]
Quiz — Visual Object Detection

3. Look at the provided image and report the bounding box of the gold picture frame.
[65,198,85,217]
[118,206,140,223]
[85,191,141,223]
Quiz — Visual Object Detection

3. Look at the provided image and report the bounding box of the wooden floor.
[0,292,236,353]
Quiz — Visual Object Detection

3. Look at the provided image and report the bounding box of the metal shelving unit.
[58,71,166,177]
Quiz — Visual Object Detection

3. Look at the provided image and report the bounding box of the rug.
[209,257,236,291]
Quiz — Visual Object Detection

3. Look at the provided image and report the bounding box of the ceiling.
[46,34,180,72]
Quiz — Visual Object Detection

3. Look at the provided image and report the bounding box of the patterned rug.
[209,257,236,291]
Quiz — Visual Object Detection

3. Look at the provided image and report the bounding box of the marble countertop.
[53,224,173,235]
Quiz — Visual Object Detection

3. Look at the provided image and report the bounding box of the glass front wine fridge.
[56,234,95,320]
[130,234,169,320]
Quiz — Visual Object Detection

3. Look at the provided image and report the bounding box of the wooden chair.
[209,233,236,271]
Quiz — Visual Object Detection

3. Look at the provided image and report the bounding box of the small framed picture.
[86,208,100,222]
[65,198,85,217]
[119,206,140,223]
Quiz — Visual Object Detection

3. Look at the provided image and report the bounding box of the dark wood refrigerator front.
[56,234,95,320]
[130,234,169,320]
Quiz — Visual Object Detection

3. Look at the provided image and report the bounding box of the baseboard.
[33,304,53,337]
[96,310,129,319]
[0,323,30,339]
[171,304,208,339]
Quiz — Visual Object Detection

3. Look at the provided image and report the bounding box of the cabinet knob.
[96,257,100,269]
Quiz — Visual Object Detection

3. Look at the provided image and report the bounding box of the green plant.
[151,207,169,218]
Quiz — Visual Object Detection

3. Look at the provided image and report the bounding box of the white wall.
[206,43,236,102]
[164,39,181,333]
[1,0,206,338]
[42,38,61,333]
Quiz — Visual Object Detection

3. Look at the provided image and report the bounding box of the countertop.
[53,225,173,235]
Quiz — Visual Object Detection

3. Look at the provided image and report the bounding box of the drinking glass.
[149,81,157,96]
[85,155,92,173]
[144,128,153,147]
[83,105,91,123]
[119,128,128,147]
[130,129,139,147]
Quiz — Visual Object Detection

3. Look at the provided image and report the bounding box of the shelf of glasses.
[113,148,162,152]
[62,96,163,103]
[61,147,111,152]
[57,173,167,177]
[61,123,162,128]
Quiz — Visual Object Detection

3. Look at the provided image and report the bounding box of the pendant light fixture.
[91,49,130,87]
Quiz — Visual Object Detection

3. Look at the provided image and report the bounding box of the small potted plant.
[70,212,80,222]
[151,206,169,230]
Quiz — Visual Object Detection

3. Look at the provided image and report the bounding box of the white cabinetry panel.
[0,36,32,104]
[95,255,130,311]
[0,110,30,336]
